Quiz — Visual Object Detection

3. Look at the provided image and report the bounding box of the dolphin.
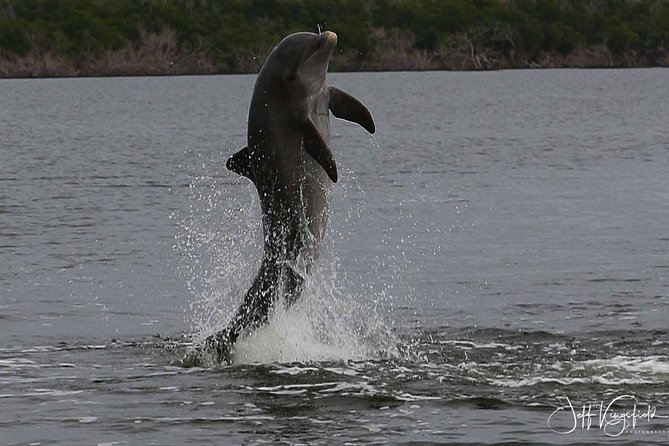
[182,31,375,366]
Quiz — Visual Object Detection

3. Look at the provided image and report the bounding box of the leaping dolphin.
[182,31,375,365]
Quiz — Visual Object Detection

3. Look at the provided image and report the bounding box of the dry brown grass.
[80,29,215,76]
[1,28,667,78]
[0,50,77,77]
[0,29,215,78]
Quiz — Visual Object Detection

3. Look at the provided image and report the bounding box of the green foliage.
[0,19,30,55]
[1,0,668,73]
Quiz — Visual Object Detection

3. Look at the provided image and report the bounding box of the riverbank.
[3,0,669,78]
[2,38,668,79]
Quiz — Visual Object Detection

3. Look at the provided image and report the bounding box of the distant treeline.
[1,0,669,77]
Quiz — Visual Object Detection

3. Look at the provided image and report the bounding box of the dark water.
[1,69,668,445]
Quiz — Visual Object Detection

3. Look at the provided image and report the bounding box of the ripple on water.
[2,327,669,444]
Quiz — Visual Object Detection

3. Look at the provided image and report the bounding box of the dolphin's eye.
[286,74,296,83]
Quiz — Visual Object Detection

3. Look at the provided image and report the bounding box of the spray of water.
[174,150,400,364]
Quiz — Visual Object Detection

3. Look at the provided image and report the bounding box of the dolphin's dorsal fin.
[226,146,255,183]
[329,86,376,134]
[302,119,338,183]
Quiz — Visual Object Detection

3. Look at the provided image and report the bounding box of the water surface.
[1,69,669,445]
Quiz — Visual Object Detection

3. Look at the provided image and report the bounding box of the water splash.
[174,151,399,364]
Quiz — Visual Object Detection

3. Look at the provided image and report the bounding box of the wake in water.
[172,152,399,366]
[4,327,669,446]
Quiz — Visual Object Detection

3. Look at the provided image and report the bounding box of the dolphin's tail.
[178,257,306,366]
[225,257,306,338]
[175,329,233,367]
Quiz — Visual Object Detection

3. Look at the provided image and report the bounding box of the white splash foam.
[231,276,395,364]
[489,355,669,387]
[172,155,262,338]
[582,355,669,375]
[176,158,400,365]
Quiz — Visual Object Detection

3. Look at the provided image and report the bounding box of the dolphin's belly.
[257,157,331,250]
[247,90,333,260]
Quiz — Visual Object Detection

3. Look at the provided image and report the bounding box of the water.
[1,69,668,445]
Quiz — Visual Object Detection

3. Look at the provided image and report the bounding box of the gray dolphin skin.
[182,31,375,366]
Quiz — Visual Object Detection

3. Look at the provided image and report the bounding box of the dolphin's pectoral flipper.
[328,86,376,134]
[302,119,338,183]
[226,146,255,183]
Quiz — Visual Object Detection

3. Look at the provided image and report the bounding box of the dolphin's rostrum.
[183,31,375,365]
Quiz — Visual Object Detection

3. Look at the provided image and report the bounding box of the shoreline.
[2,52,667,80]
[1,64,666,81]
[3,0,668,80]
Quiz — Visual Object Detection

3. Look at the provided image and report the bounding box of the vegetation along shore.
[1,0,668,78]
